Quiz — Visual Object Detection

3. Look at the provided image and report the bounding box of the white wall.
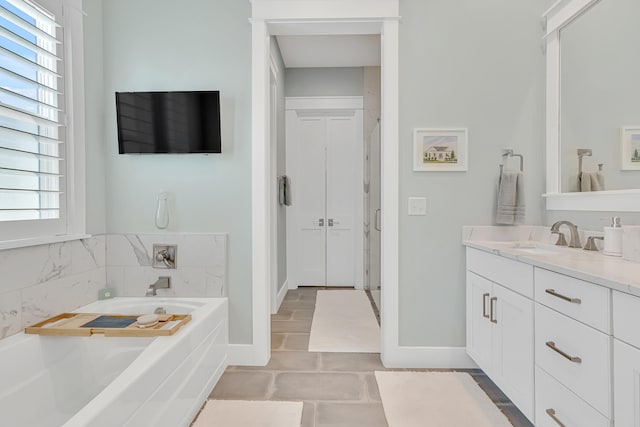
[83,0,106,235]
[285,67,364,96]
[98,0,253,343]
[398,0,549,346]
[271,38,288,294]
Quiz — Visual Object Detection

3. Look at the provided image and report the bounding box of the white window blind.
[0,0,65,228]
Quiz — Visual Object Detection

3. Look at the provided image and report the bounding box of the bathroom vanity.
[464,232,640,426]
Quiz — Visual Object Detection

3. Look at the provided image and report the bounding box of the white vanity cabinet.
[466,248,534,421]
[465,239,640,427]
[613,291,640,427]
[534,268,612,424]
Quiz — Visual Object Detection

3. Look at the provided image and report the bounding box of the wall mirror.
[544,0,640,211]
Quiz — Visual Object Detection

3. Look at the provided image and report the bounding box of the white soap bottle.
[603,216,623,257]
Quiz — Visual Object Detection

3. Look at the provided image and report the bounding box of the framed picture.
[413,128,468,171]
[621,127,640,170]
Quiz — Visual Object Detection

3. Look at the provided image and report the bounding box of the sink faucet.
[550,221,582,248]
[146,276,171,296]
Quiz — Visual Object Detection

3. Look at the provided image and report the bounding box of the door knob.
[318,218,324,227]
[328,219,334,227]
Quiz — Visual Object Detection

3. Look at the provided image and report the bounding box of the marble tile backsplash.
[0,236,106,339]
[0,233,227,341]
[105,233,227,298]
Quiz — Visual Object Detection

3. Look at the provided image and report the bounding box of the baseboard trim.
[381,345,477,369]
[275,279,288,313]
[227,344,269,367]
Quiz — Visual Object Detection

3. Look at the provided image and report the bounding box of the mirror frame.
[543,0,640,211]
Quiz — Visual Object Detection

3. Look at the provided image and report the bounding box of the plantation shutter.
[0,0,64,226]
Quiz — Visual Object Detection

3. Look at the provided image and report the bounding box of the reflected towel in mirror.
[496,170,525,225]
[579,171,605,192]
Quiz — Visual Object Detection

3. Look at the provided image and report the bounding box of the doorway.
[250,10,400,367]
[286,97,364,289]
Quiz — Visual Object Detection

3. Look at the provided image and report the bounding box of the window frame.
[0,0,86,249]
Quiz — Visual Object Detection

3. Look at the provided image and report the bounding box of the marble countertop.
[463,239,640,298]
[462,226,640,297]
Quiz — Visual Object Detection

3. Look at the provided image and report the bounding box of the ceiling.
[275,35,381,68]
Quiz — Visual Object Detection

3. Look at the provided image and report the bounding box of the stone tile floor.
[208,287,533,426]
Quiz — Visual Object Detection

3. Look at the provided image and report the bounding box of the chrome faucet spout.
[550,221,582,248]
[146,276,171,297]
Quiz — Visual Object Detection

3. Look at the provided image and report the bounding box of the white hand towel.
[496,171,525,225]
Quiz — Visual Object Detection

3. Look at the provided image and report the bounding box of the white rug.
[308,290,380,353]
[375,372,513,427]
[192,400,303,427]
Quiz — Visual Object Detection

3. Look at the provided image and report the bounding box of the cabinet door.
[466,272,493,372]
[492,284,534,421]
[615,339,640,427]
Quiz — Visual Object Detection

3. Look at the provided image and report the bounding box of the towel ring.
[499,149,524,173]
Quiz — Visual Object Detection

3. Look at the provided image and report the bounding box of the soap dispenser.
[603,216,623,257]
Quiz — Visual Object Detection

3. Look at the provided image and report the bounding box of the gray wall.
[285,67,364,96]
[80,0,627,352]
[94,0,253,343]
[398,0,549,346]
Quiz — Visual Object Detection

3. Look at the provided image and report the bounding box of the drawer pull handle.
[546,408,567,427]
[545,289,581,304]
[490,297,498,324]
[546,341,582,363]
[482,293,490,319]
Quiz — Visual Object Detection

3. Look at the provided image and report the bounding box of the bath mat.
[375,371,512,427]
[192,400,303,427]
[308,290,380,353]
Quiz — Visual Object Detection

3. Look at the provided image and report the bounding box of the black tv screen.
[115,91,221,154]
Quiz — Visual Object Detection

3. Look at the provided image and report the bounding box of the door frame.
[285,96,364,290]
[249,1,400,366]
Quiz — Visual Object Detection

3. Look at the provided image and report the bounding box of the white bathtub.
[0,297,228,427]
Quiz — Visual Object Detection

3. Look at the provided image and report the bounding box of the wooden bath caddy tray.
[25,313,191,337]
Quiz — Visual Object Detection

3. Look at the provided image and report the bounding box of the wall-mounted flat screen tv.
[115,91,221,154]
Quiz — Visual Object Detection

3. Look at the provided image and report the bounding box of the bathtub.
[0,297,228,427]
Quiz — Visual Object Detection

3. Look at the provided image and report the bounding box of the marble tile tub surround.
[0,236,106,339]
[463,225,640,297]
[106,233,227,298]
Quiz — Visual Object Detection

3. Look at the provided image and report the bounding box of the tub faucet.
[146,276,171,296]
[550,221,582,248]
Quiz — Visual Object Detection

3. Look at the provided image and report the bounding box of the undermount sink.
[511,246,560,256]
[504,242,561,256]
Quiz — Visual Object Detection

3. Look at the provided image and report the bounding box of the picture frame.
[413,128,468,171]
[621,127,640,171]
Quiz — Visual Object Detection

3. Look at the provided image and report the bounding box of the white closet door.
[295,116,327,286]
[326,114,361,286]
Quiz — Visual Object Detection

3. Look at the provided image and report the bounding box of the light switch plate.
[408,197,427,216]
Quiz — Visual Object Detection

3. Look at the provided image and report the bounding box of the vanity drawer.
[535,303,611,418]
[535,366,610,427]
[535,268,610,333]
[613,291,640,349]
[466,248,533,298]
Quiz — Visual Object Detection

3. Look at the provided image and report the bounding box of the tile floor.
[208,287,533,427]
